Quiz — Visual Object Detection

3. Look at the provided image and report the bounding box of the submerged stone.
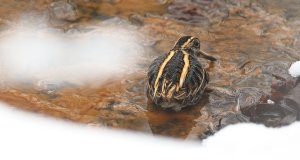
[243,103,297,127]
[49,1,80,22]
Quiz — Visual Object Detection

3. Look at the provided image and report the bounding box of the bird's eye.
[193,41,200,47]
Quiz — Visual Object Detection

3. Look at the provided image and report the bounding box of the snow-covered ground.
[0,102,299,160]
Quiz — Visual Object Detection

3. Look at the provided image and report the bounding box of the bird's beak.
[198,50,217,61]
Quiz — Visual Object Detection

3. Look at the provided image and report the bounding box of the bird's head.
[173,36,216,61]
[173,36,200,55]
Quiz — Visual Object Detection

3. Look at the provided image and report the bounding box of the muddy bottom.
[0,0,299,140]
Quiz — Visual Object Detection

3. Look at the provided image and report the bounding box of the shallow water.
[0,0,299,139]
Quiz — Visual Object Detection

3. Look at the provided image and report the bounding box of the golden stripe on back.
[177,50,190,91]
[153,50,176,96]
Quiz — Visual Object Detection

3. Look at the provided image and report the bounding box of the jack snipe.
[147,36,216,111]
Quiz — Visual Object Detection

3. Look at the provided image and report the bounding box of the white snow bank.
[0,102,199,160]
[0,102,299,160]
[0,21,144,85]
[289,61,300,77]
[202,123,299,159]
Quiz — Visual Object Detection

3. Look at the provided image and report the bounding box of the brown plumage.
[147,36,216,111]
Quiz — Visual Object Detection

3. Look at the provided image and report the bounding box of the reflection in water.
[0,0,299,139]
[147,93,207,138]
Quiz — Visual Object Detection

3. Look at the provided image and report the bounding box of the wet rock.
[218,113,249,128]
[271,79,297,99]
[49,1,80,22]
[279,98,300,120]
[222,0,253,7]
[96,101,146,115]
[167,1,210,25]
[258,0,300,22]
[187,122,213,140]
[270,47,300,60]
[235,61,297,97]
[208,92,237,114]
[238,77,299,127]
[168,0,238,25]
[101,0,121,4]
[262,61,294,81]
[281,82,300,120]
[235,73,274,92]
[129,14,144,26]
[242,103,297,127]
[237,87,264,110]
[35,80,76,97]
[96,102,150,132]
[285,82,300,104]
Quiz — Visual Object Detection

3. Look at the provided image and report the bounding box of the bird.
[147,36,217,111]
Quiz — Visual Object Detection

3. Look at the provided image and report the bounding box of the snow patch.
[0,102,299,160]
[0,21,143,85]
[289,61,300,77]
